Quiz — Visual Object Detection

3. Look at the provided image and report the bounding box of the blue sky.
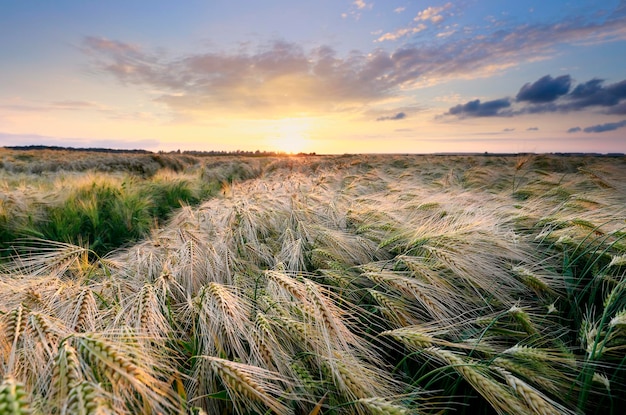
[1,0,625,153]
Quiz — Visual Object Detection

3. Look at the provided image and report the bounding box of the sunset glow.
[1,1,625,153]
[267,118,314,154]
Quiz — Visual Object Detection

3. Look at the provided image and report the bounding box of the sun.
[268,118,313,154]
[272,135,311,154]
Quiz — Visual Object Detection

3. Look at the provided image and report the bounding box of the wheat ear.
[496,368,577,415]
[203,356,294,415]
[51,342,82,415]
[424,347,527,415]
[356,397,411,415]
[75,333,178,413]
[0,376,32,415]
[66,381,113,415]
[4,305,25,374]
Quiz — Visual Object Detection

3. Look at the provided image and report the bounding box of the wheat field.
[1,150,625,414]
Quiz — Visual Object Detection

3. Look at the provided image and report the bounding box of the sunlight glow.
[267,118,313,153]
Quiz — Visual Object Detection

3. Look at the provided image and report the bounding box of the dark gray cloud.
[447,98,511,117]
[527,127,539,131]
[607,102,626,115]
[567,127,582,133]
[516,75,571,103]
[377,112,406,121]
[519,78,626,114]
[562,79,626,111]
[583,119,626,133]
[446,75,626,118]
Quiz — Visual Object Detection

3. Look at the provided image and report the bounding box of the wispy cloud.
[343,0,373,19]
[415,3,452,24]
[436,28,456,38]
[448,98,512,117]
[376,25,426,42]
[353,0,372,10]
[376,112,406,121]
[1,100,106,112]
[585,120,626,132]
[0,98,158,122]
[378,3,453,43]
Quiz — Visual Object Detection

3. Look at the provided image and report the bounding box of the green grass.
[0,156,263,258]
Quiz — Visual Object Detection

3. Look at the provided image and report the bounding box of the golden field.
[1,148,625,414]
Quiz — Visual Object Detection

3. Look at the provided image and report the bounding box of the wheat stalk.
[74,333,179,413]
[502,345,575,366]
[193,282,252,360]
[492,357,563,395]
[362,270,454,321]
[368,289,415,328]
[496,367,577,415]
[202,356,294,415]
[424,347,527,415]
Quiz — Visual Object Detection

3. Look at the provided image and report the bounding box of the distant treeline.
[181,149,317,157]
[5,145,151,154]
[3,145,317,157]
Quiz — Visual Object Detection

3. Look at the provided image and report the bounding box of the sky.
[1,0,626,154]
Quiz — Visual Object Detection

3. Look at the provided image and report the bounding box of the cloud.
[567,120,626,133]
[527,127,539,131]
[376,112,406,121]
[516,75,571,103]
[436,29,456,38]
[82,3,626,119]
[563,79,626,111]
[86,38,399,116]
[519,78,626,114]
[377,25,426,42]
[582,119,626,133]
[353,0,372,10]
[0,98,157,122]
[503,128,515,132]
[446,74,626,118]
[394,7,406,13]
[447,98,511,117]
[415,3,452,24]
[607,102,626,115]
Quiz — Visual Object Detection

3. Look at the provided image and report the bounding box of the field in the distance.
[1,148,625,414]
